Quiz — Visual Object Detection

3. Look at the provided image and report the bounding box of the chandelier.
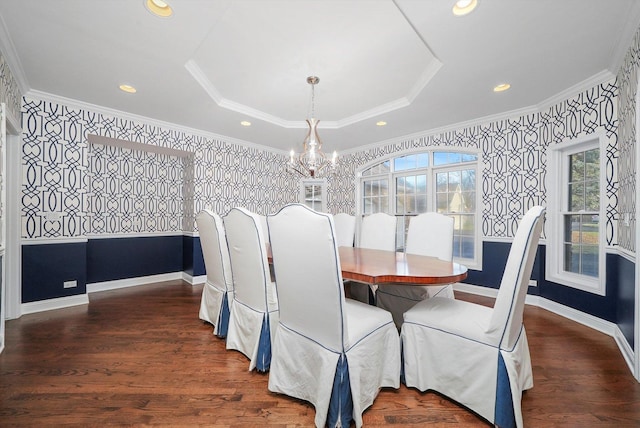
[288,76,337,178]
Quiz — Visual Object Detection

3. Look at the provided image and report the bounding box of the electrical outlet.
[528,280,537,287]
[63,280,77,289]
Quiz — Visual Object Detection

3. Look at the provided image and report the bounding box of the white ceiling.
[1,0,640,154]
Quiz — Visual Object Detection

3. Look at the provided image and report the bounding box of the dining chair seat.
[400,206,545,428]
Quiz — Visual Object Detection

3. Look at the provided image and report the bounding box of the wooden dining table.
[338,246,468,285]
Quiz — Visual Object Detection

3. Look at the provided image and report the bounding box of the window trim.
[356,148,481,270]
[546,134,607,296]
[300,178,327,212]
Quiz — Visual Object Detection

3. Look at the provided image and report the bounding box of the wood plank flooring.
[1,280,639,427]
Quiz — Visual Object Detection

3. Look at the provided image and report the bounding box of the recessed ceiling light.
[493,83,511,92]
[453,0,477,16]
[240,121,251,126]
[145,0,173,17]
[119,84,137,93]
[376,121,387,126]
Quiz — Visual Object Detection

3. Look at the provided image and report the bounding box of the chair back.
[196,209,233,292]
[224,207,273,312]
[488,206,545,349]
[359,212,397,251]
[268,204,345,353]
[258,214,270,243]
[333,213,356,247]
[405,212,454,261]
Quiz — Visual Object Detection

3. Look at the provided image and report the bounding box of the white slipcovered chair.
[267,204,401,428]
[196,209,234,338]
[223,207,279,372]
[333,213,356,247]
[401,206,545,428]
[376,212,455,328]
[350,212,397,304]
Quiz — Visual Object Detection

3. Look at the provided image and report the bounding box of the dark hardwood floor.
[1,280,639,427]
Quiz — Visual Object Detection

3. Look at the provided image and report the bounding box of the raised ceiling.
[1,0,640,153]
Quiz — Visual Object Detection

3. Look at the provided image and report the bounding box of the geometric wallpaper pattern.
[86,144,185,235]
[20,96,299,239]
[0,50,21,126]
[21,79,621,245]
[330,82,619,243]
[616,25,640,253]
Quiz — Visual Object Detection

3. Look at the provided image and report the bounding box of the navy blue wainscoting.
[182,235,205,278]
[464,241,626,342]
[87,236,183,283]
[22,242,88,303]
[615,255,635,349]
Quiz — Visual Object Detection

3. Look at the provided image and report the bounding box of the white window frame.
[356,149,481,269]
[546,134,607,295]
[300,178,327,212]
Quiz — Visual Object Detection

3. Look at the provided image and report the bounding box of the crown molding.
[342,70,616,156]
[0,12,29,94]
[25,89,289,156]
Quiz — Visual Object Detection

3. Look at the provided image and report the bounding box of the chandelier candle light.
[288,76,337,178]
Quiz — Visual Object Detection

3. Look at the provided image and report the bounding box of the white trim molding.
[87,272,183,293]
[21,294,89,315]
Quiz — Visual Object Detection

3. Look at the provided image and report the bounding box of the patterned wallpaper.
[616,25,640,253]
[329,82,619,243]
[0,49,21,126]
[20,76,621,245]
[20,97,299,239]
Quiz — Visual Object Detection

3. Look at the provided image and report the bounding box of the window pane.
[436,173,447,192]
[416,175,427,193]
[364,181,372,197]
[563,243,579,273]
[417,153,429,168]
[569,183,584,211]
[395,155,415,171]
[407,194,417,213]
[462,169,475,190]
[585,181,599,211]
[569,152,585,182]
[436,193,448,212]
[416,194,427,212]
[447,171,461,191]
[582,245,599,277]
[433,152,448,166]
[379,179,388,196]
[405,175,416,190]
[461,153,478,162]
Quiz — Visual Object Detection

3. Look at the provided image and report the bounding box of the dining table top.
[338,246,468,285]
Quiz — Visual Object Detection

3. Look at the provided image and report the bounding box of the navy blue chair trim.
[328,354,353,428]
[216,292,230,339]
[256,314,272,372]
[495,352,516,428]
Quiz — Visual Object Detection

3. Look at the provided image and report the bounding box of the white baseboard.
[183,273,206,285]
[454,282,635,376]
[21,294,89,315]
[87,272,183,293]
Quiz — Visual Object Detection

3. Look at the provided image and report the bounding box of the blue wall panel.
[616,255,635,348]
[22,243,87,303]
[182,235,205,277]
[87,236,183,283]
[465,241,619,323]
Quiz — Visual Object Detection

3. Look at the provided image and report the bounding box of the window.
[547,136,605,295]
[359,151,479,267]
[300,179,326,212]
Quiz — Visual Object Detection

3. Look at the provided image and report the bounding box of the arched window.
[359,150,479,267]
